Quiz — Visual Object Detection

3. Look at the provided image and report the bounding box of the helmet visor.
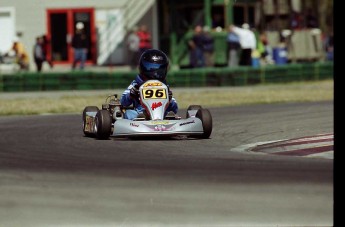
[141,60,167,80]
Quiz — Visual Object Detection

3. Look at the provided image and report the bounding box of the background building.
[158,0,333,67]
[0,0,333,69]
[0,0,157,68]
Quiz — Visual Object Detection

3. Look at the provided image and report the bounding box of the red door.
[46,8,96,65]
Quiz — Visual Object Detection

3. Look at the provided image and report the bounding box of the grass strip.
[0,80,333,116]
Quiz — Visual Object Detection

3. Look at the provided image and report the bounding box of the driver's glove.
[129,85,139,99]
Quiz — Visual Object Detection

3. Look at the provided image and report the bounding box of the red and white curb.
[231,133,333,159]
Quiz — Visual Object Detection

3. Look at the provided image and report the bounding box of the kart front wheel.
[186,105,202,118]
[95,110,112,140]
[195,108,212,139]
[82,106,99,136]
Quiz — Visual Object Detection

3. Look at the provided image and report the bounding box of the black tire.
[95,109,112,140]
[186,105,202,118]
[195,108,212,139]
[82,106,99,136]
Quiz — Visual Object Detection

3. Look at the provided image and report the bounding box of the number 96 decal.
[142,88,167,99]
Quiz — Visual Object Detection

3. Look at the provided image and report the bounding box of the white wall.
[0,7,15,54]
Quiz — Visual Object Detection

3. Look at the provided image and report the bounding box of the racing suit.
[120,74,178,120]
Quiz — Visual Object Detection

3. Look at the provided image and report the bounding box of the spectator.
[229,23,256,66]
[212,14,223,29]
[137,24,152,56]
[5,37,29,71]
[202,26,215,67]
[290,11,304,30]
[324,31,333,61]
[71,22,89,70]
[305,8,318,28]
[126,26,140,70]
[42,35,53,68]
[33,36,45,72]
[258,32,273,65]
[227,27,241,67]
[188,25,205,68]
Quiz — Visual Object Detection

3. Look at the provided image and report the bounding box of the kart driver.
[120,49,178,120]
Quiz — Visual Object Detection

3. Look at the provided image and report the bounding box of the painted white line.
[230,140,284,153]
[260,141,334,153]
[286,134,333,143]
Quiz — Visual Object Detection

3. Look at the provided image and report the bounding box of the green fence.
[0,62,333,92]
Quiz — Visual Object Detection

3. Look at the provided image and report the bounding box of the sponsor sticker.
[130,122,139,127]
[154,125,167,131]
[179,120,195,126]
[151,102,162,110]
[152,55,163,61]
[149,120,170,125]
[84,116,94,132]
[143,82,162,87]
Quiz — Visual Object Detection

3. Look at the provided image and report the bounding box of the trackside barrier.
[0,62,333,92]
[168,62,332,87]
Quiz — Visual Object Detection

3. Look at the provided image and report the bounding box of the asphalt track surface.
[0,101,333,226]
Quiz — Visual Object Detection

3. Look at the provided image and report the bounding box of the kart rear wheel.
[95,110,112,140]
[195,108,212,139]
[82,106,99,136]
[186,105,202,118]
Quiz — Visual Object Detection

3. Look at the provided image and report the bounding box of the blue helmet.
[139,49,169,82]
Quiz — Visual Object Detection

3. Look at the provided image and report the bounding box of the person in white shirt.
[126,26,140,70]
[229,23,257,66]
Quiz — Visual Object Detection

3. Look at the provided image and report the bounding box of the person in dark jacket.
[33,36,45,72]
[188,25,205,68]
[121,49,178,120]
[42,35,53,68]
[71,22,89,70]
[202,26,215,67]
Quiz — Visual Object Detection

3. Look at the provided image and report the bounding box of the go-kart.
[82,80,212,139]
